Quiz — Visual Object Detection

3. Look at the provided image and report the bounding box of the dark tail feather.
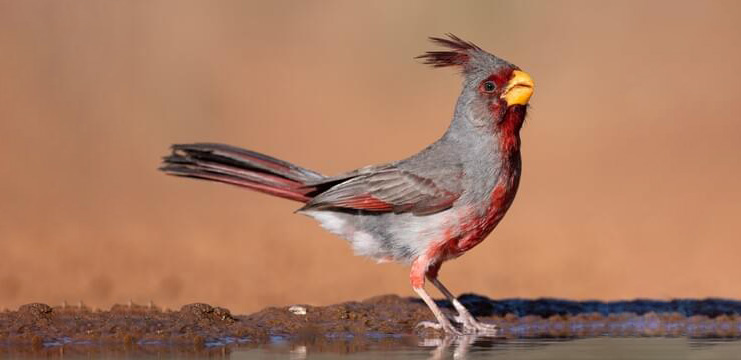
[160,143,325,203]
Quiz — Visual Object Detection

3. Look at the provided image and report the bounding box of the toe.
[416,321,443,330]
[474,323,500,336]
[416,321,463,337]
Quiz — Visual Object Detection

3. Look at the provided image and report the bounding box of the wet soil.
[3,294,741,356]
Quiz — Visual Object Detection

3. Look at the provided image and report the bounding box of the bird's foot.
[415,320,462,336]
[454,314,500,336]
[416,318,498,337]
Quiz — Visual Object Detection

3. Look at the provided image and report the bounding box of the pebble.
[288,305,307,315]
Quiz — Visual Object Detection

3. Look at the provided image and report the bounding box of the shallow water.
[8,337,741,359]
[232,337,741,359]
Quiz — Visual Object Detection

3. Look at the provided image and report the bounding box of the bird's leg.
[413,288,462,336]
[411,256,461,336]
[428,276,499,336]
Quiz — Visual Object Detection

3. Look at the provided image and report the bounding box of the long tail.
[160,143,326,203]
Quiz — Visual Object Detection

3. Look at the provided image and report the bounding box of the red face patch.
[478,68,514,95]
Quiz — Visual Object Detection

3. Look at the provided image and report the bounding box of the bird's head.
[418,34,534,139]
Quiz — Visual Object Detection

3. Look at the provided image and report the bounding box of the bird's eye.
[482,81,496,93]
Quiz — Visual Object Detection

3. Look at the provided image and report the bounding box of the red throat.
[497,105,527,155]
[412,104,526,282]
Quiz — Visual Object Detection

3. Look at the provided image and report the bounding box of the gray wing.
[300,166,462,216]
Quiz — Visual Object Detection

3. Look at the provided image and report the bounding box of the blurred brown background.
[1,1,740,313]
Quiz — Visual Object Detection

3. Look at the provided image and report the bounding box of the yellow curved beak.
[501,70,534,106]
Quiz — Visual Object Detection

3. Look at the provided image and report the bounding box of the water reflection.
[232,336,741,360]
[4,335,741,358]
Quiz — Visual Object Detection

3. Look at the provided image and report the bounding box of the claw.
[416,320,463,336]
[463,320,499,336]
[454,314,500,336]
[416,320,442,330]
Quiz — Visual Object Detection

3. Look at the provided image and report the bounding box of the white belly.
[300,209,456,264]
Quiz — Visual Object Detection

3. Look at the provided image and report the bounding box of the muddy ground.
[3,294,741,356]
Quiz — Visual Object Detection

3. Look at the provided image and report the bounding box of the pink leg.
[410,256,461,336]
[428,277,499,335]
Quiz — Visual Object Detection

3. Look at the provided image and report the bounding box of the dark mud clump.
[0,295,430,356]
[2,295,741,356]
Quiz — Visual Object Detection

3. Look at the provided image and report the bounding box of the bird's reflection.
[421,335,491,359]
[421,334,561,359]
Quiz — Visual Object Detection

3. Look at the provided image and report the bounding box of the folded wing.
[301,167,461,216]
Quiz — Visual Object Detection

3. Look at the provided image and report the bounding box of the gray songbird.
[160,34,534,336]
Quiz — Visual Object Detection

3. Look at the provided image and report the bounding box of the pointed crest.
[416,33,482,68]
